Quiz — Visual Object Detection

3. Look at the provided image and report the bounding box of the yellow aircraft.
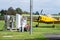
[36,9,60,24]
[37,15,60,23]
[35,15,60,27]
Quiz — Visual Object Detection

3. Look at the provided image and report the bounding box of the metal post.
[30,0,33,34]
[11,15,14,29]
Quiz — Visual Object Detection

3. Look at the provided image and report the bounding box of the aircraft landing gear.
[35,16,40,27]
[52,22,55,28]
[36,24,39,27]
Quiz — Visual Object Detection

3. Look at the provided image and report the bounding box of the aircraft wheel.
[36,24,38,27]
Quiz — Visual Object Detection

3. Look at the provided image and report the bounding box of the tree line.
[0,7,60,16]
[0,7,40,16]
[0,7,30,16]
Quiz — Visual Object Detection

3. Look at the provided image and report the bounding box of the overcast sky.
[0,0,60,14]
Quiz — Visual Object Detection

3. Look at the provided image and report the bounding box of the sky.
[0,0,60,14]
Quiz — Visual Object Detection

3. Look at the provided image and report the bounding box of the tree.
[33,12,35,15]
[7,7,16,15]
[23,11,30,14]
[58,13,60,15]
[4,10,7,15]
[16,8,22,14]
[0,10,5,16]
[35,11,39,15]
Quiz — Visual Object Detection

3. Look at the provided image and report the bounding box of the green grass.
[0,28,60,40]
[0,20,4,30]
[0,20,60,40]
[0,31,45,40]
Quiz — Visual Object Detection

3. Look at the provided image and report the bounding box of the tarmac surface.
[44,33,60,40]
